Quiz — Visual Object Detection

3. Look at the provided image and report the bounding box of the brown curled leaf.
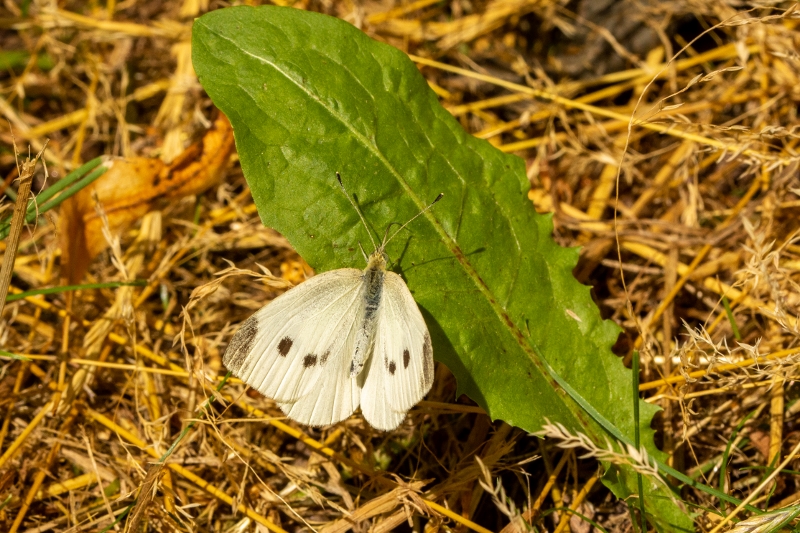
[60,113,235,283]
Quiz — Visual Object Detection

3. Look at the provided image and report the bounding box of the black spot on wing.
[303,354,318,368]
[223,315,259,373]
[388,361,396,375]
[320,350,330,365]
[278,337,293,357]
[403,349,410,369]
[421,333,433,387]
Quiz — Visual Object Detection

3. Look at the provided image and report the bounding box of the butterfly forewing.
[223,269,365,410]
[360,271,434,430]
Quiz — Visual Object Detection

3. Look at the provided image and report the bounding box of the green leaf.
[192,6,692,530]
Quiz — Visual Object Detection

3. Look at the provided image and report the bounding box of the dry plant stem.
[709,438,800,533]
[426,501,493,533]
[21,80,170,141]
[537,452,569,510]
[639,346,800,391]
[231,397,493,533]
[499,87,766,153]
[634,175,763,350]
[45,8,187,38]
[586,135,627,222]
[553,470,600,533]
[0,361,29,450]
[0,401,53,470]
[446,42,757,120]
[84,407,290,533]
[30,303,493,533]
[9,409,78,533]
[141,367,177,514]
[661,379,776,401]
[619,242,759,310]
[769,377,784,465]
[630,140,694,215]
[409,55,787,164]
[35,472,98,500]
[88,393,493,533]
[0,140,47,316]
[368,0,458,24]
[497,450,569,533]
[67,358,220,376]
[70,65,98,167]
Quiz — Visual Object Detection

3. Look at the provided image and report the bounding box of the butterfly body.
[350,251,386,377]
[223,249,434,431]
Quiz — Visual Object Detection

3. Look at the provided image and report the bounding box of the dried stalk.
[0,136,48,317]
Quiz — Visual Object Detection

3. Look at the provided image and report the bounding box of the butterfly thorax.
[350,251,387,378]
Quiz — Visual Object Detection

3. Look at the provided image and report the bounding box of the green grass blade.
[0,349,31,361]
[719,409,757,503]
[31,157,105,208]
[5,280,146,302]
[0,157,103,224]
[632,350,647,532]
[537,352,762,514]
[722,296,741,340]
[32,165,108,215]
[0,164,107,240]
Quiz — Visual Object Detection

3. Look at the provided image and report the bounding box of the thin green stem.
[0,161,107,240]
[632,350,647,532]
[5,280,146,302]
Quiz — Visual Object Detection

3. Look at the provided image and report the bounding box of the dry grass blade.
[0,136,47,316]
[123,463,165,533]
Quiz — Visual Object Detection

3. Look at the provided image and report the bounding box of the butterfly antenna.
[382,192,444,249]
[337,173,378,251]
[358,241,369,262]
[380,222,398,246]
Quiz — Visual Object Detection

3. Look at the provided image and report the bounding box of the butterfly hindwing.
[223,269,365,413]
[276,335,360,427]
[360,271,433,431]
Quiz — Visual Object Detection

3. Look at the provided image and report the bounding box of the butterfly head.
[366,249,388,272]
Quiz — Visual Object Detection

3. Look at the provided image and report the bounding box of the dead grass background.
[1,1,799,532]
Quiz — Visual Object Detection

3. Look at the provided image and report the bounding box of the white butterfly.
[223,176,442,431]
